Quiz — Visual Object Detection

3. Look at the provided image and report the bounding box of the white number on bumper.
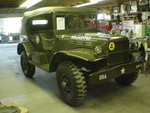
[99,74,107,80]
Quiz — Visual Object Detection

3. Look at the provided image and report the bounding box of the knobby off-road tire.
[20,51,35,78]
[57,61,87,106]
[115,73,138,86]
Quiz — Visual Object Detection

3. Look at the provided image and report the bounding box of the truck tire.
[115,73,138,86]
[56,61,87,106]
[20,51,35,78]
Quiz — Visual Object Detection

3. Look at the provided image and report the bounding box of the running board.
[29,60,49,72]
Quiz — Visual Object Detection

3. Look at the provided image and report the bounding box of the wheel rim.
[61,73,72,95]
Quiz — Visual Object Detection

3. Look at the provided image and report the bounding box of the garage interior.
[0,0,150,113]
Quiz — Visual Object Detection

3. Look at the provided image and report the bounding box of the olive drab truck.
[17,7,144,106]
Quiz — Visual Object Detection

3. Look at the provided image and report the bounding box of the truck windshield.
[56,14,96,30]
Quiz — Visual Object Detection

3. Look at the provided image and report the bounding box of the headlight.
[129,41,139,51]
[95,45,102,55]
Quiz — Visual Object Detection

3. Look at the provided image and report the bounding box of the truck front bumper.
[88,61,143,84]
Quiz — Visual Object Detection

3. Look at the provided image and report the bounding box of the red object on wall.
[97,21,116,32]
[107,21,116,32]
[112,25,123,32]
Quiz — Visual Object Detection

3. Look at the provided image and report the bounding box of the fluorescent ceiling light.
[74,2,96,7]
[20,0,42,8]
[74,0,103,7]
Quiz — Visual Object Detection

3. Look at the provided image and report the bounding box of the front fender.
[57,48,102,62]
[17,42,34,60]
[49,48,105,72]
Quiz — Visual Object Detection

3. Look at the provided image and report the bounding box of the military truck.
[17,7,143,106]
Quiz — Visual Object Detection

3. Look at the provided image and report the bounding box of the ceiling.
[0,0,133,18]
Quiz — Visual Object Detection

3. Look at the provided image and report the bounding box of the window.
[32,20,48,25]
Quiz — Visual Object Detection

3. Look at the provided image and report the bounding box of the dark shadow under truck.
[17,7,144,106]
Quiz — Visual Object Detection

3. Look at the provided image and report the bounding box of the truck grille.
[108,51,129,66]
[108,38,129,66]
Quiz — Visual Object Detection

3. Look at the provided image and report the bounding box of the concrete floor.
[0,43,150,113]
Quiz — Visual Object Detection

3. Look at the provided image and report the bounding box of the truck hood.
[55,32,128,55]
[56,32,124,41]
